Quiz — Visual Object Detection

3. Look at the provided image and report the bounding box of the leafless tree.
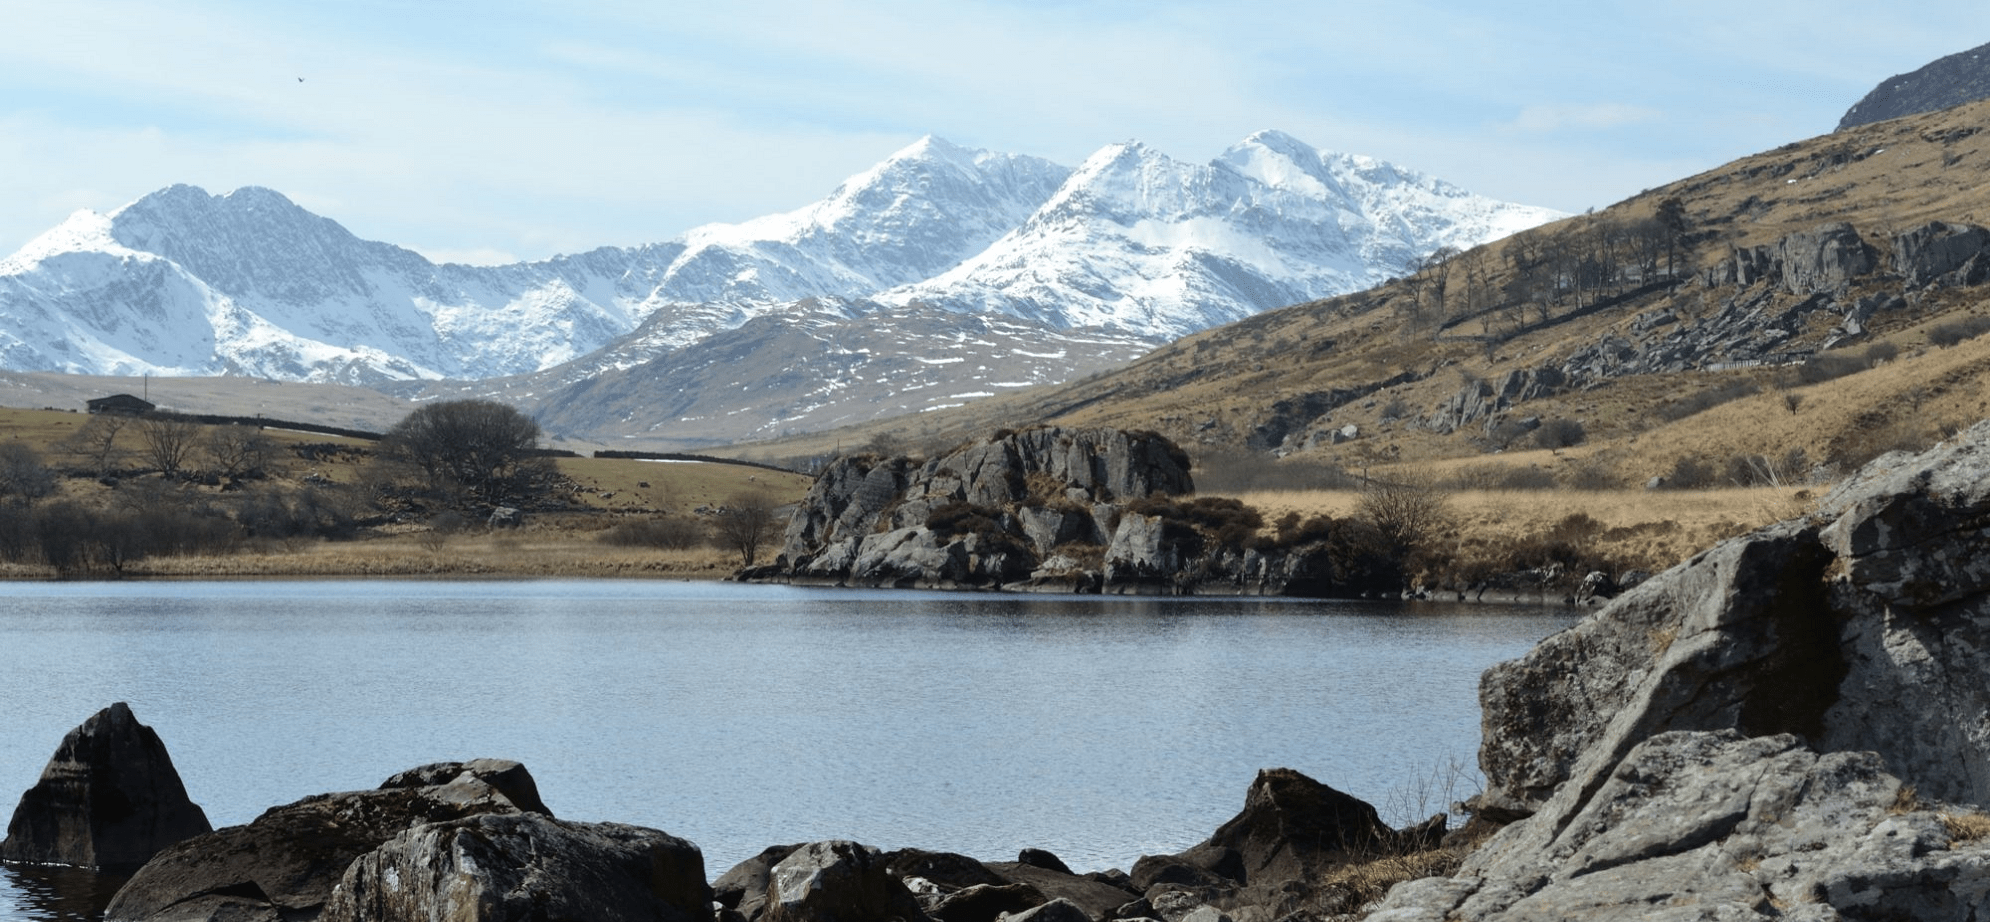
[62,414,130,477]
[1357,472,1451,565]
[206,425,277,478]
[712,490,783,568]
[136,414,201,476]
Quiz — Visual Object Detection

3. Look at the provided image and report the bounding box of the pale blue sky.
[3,1,1987,264]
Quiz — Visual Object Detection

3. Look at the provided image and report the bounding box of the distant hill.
[1840,41,1990,129]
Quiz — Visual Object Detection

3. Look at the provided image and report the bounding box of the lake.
[0,580,1575,919]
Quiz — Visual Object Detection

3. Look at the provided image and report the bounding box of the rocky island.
[11,419,1990,919]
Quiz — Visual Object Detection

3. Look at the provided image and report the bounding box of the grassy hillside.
[0,407,811,579]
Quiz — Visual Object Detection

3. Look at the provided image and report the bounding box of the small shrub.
[1661,455,1716,490]
[1654,381,1758,422]
[1791,351,1869,385]
[1533,418,1586,450]
[925,501,1008,540]
[1929,316,1990,347]
[1863,341,1900,365]
[599,516,707,550]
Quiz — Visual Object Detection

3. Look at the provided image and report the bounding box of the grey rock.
[1,702,212,871]
[715,844,804,918]
[769,428,1190,590]
[989,862,1141,921]
[1778,223,1876,295]
[931,883,1046,922]
[999,898,1092,922]
[321,812,711,922]
[104,760,546,922]
[763,840,930,922]
[1371,731,1990,921]
[486,506,522,528]
[1894,222,1990,288]
[1478,419,1990,819]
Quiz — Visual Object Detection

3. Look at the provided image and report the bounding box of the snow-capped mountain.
[0,132,1563,423]
[885,130,1562,338]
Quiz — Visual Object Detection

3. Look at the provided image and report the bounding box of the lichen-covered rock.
[104,760,548,922]
[322,812,711,922]
[1370,731,1990,921]
[0,703,212,871]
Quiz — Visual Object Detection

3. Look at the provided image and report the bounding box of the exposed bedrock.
[1374,419,1990,919]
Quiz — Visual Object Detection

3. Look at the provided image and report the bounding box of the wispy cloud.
[1,1,1989,258]
[1507,104,1663,133]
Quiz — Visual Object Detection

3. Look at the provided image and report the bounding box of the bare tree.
[1357,472,1451,566]
[62,414,130,477]
[136,414,201,476]
[712,490,782,568]
[206,425,277,478]
[381,399,551,507]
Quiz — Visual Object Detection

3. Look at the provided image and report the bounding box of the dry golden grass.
[1218,485,1810,574]
[0,407,811,580]
[96,531,740,579]
[1942,812,1990,843]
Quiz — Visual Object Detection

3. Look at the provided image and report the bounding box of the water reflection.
[0,865,129,922]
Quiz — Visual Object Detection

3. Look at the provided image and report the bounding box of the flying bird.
[297,77,304,83]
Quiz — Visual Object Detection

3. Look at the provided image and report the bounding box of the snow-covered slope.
[0,132,1561,389]
[887,130,1564,338]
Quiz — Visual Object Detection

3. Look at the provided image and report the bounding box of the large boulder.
[104,760,549,922]
[1370,730,1990,921]
[761,840,931,922]
[0,702,212,871]
[322,812,711,922]
[1476,419,1990,821]
[1381,420,1990,918]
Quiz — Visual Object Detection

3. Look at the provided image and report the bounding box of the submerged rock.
[0,702,211,871]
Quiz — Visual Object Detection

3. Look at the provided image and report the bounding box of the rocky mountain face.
[1841,41,1990,129]
[0,134,1558,444]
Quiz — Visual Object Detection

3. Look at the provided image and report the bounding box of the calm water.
[0,581,1573,919]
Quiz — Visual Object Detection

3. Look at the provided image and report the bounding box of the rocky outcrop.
[1373,419,1990,918]
[1371,730,1990,921]
[1894,220,1990,288]
[1423,368,1565,435]
[104,759,551,921]
[322,813,711,922]
[1705,223,1877,295]
[754,426,1405,596]
[0,702,211,871]
[1839,40,1990,130]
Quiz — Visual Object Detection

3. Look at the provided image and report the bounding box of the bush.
[1533,418,1586,450]
[1660,455,1716,490]
[598,515,707,550]
[1654,381,1758,422]
[1191,448,1362,493]
[1790,351,1869,385]
[1929,316,1990,347]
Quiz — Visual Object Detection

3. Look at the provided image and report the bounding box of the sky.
[3,1,1989,266]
